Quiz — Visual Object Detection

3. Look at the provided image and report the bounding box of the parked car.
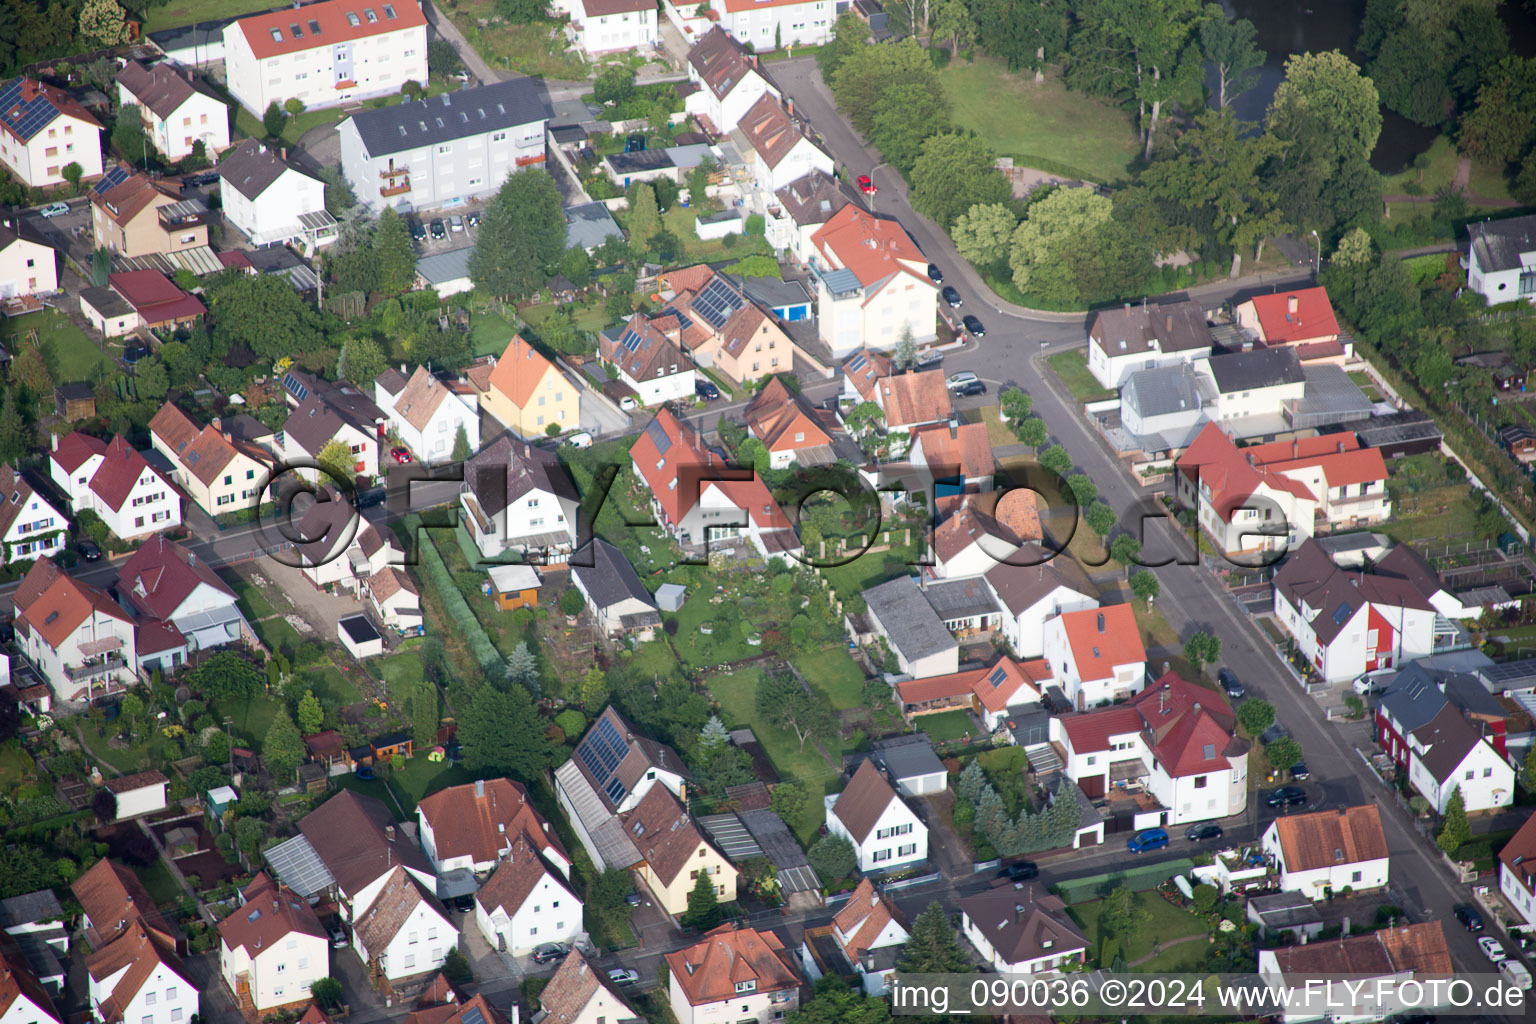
[606,969,640,985]
[185,171,221,188]
[356,486,387,509]
[947,371,979,390]
[1126,828,1169,854]
[409,219,427,242]
[952,379,987,397]
[466,211,481,228]
[926,263,943,283]
[429,219,446,240]
[391,446,413,464]
[1266,786,1307,808]
[1218,668,1244,698]
[1353,675,1386,695]
[624,890,642,906]
[449,213,465,233]
[695,379,721,400]
[1456,905,1485,932]
[75,539,102,561]
[998,860,1039,881]
[122,345,150,365]
[564,432,594,449]
[857,174,877,195]
[326,922,348,949]
[532,942,569,964]
[942,286,963,308]
[962,314,986,337]
[620,396,638,411]
[1185,823,1224,842]
[1500,959,1532,991]
[1290,762,1310,781]
[0,621,12,645]
[38,201,69,218]
[1478,936,1507,962]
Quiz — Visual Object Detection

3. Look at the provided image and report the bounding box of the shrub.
[415,524,500,676]
[554,709,587,738]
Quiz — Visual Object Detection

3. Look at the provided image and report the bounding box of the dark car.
[75,538,102,561]
[952,379,987,398]
[0,621,13,645]
[1217,668,1244,698]
[1186,823,1224,842]
[927,263,943,283]
[941,286,963,308]
[1266,785,1307,808]
[1127,828,1170,853]
[695,379,721,400]
[429,218,446,240]
[326,921,347,949]
[122,345,150,365]
[999,860,1039,881]
[185,171,220,187]
[532,942,569,964]
[466,211,481,228]
[962,314,986,337]
[1456,905,1485,932]
[1290,762,1310,781]
[356,486,387,509]
[625,134,647,153]
[409,219,427,242]
[451,894,475,913]
[624,891,642,907]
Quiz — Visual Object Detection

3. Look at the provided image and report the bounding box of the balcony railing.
[66,655,129,682]
[380,180,411,197]
[379,165,409,179]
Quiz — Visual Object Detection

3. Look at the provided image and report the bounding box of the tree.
[1200,15,1264,109]
[975,0,1068,78]
[898,902,973,973]
[1359,0,1506,129]
[504,640,539,688]
[191,652,265,701]
[373,208,416,295]
[843,400,884,437]
[262,710,304,783]
[1038,444,1072,477]
[561,587,587,618]
[1265,51,1384,233]
[818,11,872,79]
[771,781,808,823]
[952,202,1017,267]
[1183,631,1221,673]
[310,978,344,1012]
[469,169,565,299]
[1523,743,1536,793]
[1110,534,1142,566]
[1236,699,1275,737]
[789,980,894,1024]
[892,325,917,370]
[557,245,593,289]
[756,671,833,752]
[1066,473,1096,507]
[411,679,438,747]
[451,424,472,462]
[459,683,552,778]
[205,271,326,361]
[1333,227,1375,267]
[625,183,661,249]
[1192,882,1220,915]
[296,691,324,734]
[807,833,856,881]
[1010,187,1112,293]
[1457,57,1536,163]
[682,870,722,929]
[999,387,1033,422]
[92,789,118,824]
[589,868,634,913]
[494,0,545,22]
[910,133,1011,230]
[339,337,387,388]
[1265,736,1302,774]
[832,38,935,137]
[933,0,977,54]
[263,101,287,139]
[594,65,636,106]
[427,38,461,76]
[1130,569,1160,607]
[1085,500,1116,537]
[316,439,357,485]
[737,437,770,475]
[134,361,168,401]
[870,80,951,173]
[1437,786,1472,854]
[78,0,130,47]
[60,161,84,195]
[0,389,28,465]
[1015,416,1048,449]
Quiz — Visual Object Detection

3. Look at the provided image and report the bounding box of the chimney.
[385,825,396,842]
[475,779,485,798]
[786,97,794,116]
[1165,314,1173,333]
[1337,441,1345,453]
[1096,612,1105,633]
[51,433,59,452]
[1288,294,1299,316]
[280,147,287,161]
[188,551,196,566]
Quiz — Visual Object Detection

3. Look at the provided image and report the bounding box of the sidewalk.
[422,0,501,85]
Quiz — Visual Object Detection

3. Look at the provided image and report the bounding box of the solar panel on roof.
[644,417,673,456]
[1332,602,1352,625]
[690,277,745,329]
[619,328,643,352]
[604,777,627,804]
[848,353,868,373]
[987,666,1007,688]
[283,373,310,402]
[461,1007,484,1024]
[94,164,131,195]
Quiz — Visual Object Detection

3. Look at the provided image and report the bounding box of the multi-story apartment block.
[810,204,937,357]
[338,79,547,212]
[559,0,657,56]
[708,0,833,50]
[0,77,104,189]
[223,0,428,116]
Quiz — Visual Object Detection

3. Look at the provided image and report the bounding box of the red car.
[857,174,877,195]
[390,447,413,464]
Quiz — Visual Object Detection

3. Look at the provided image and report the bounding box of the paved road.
[763,55,1517,1005]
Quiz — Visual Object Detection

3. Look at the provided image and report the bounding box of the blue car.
[1126,828,1169,854]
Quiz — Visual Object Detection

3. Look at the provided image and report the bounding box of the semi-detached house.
[50,432,180,541]
[472,836,582,956]
[480,335,578,439]
[660,264,796,387]
[279,370,386,481]
[824,759,927,875]
[535,951,639,1024]
[115,61,229,164]
[14,559,137,702]
[338,78,547,213]
[744,377,836,469]
[621,784,738,916]
[734,93,832,196]
[0,212,59,300]
[72,860,193,1024]
[0,462,67,566]
[959,883,1089,975]
[768,169,861,265]
[416,778,571,878]
[803,878,907,996]
[665,925,800,1024]
[149,403,273,519]
[217,873,328,1014]
[223,0,428,117]
[116,536,253,668]
[1040,604,1147,710]
[683,28,780,136]
[0,942,62,1024]
[0,77,103,189]
[460,435,581,563]
[811,205,938,358]
[1086,299,1213,389]
[982,554,1100,659]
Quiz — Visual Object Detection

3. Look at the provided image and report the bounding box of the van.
[1500,959,1532,991]
[564,431,593,449]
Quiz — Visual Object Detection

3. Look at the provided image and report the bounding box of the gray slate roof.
[1205,346,1305,394]
[1121,362,1214,419]
[564,201,624,251]
[415,246,473,286]
[345,79,545,158]
[863,575,956,666]
[219,138,303,201]
[870,735,945,782]
[922,576,1001,622]
[1469,214,1536,273]
[726,272,810,310]
[1353,410,1441,448]
[572,538,654,613]
[464,434,579,516]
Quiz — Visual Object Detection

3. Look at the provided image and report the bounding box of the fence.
[1054,858,1196,905]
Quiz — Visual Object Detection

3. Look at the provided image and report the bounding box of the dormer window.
[735,980,757,994]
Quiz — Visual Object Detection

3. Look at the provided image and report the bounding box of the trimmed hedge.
[414,522,502,679]
[1055,857,1196,905]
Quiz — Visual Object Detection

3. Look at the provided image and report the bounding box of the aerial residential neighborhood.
[3,2,1536,1024]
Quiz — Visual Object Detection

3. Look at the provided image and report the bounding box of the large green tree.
[832,38,935,137]
[1200,13,1265,110]
[817,11,873,79]
[1358,0,1506,128]
[459,682,552,778]
[952,202,1017,266]
[1457,56,1536,164]
[1009,187,1111,292]
[372,208,416,295]
[755,671,834,753]
[897,902,973,973]
[910,133,1011,229]
[788,980,894,1024]
[262,710,304,783]
[468,169,565,300]
[205,271,327,362]
[870,80,951,173]
[1436,785,1472,855]
[976,0,1068,77]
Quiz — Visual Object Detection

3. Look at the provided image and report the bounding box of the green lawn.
[937,59,1140,183]
[916,709,976,742]
[707,667,842,845]
[213,693,280,748]
[790,648,866,709]
[821,543,917,604]
[1068,890,1211,967]
[137,857,184,907]
[375,652,426,705]
[0,740,35,789]
[232,579,277,621]
[471,311,517,358]
[445,3,588,79]
[76,726,154,775]
[1381,136,1462,195]
[335,754,473,817]
[141,0,274,33]
[299,663,363,707]
[667,592,757,670]
[1048,350,1116,404]
[252,616,304,655]
[1,311,115,383]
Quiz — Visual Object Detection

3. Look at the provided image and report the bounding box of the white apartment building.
[0,216,59,299]
[223,0,428,116]
[708,0,833,50]
[810,204,937,357]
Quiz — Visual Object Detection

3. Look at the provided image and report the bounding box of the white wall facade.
[1261,823,1390,898]
[0,111,103,189]
[0,232,59,299]
[960,912,1086,974]
[817,275,938,359]
[1,489,67,564]
[358,900,454,981]
[992,585,1099,660]
[222,165,332,250]
[824,794,927,874]
[223,16,427,117]
[116,82,229,163]
[570,0,657,55]
[220,932,329,1012]
[617,364,696,408]
[684,68,778,137]
[1408,739,1515,814]
[708,0,832,50]
[472,872,581,956]
[1040,617,1144,708]
[88,958,196,1024]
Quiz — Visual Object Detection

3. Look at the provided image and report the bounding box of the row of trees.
[956,760,1082,856]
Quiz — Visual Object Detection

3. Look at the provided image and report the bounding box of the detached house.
[801,878,907,995]
[461,435,581,562]
[1402,703,1513,814]
[708,0,832,50]
[472,836,582,956]
[482,336,578,439]
[1272,540,1438,685]
[74,860,192,1024]
[622,785,737,916]
[278,370,386,481]
[1040,604,1147,709]
[218,139,336,252]
[973,542,1096,653]
[116,536,252,668]
[0,463,67,566]
[744,377,836,468]
[810,205,938,358]
[115,61,229,164]
[960,883,1089,975]
[0,216,59,300]
[1498,812,1536,934]
[534,951,640,1024]
[630,411,800,559]
[1087,299,1213,389]
[149,403,273,519]
[601,315,697,408]
[825,759,928,875]
[417,777,570,878]
[683,28,781,136]
[570,540,660,638]
[909,422,993,491]
[665,925,801,1024]
[1234,287,1348,365]
[15,559,137,703]
[554,706,689,871]
[375,365,479,465]
[661,264,795,386]
[1175,422,1318,559]
[841,359,951,433]
[1375,661,1510,776]
[1257,922,1451,1024]
[217,874,328,1014]
[90,172,208,260]
[1261,805,1390,898]
[860,575,959,679]
[1467,214,1536,306]
[735,93,832,195]
[50,433,179,541]
[0,77,104,189]
[1051,672,1249,822]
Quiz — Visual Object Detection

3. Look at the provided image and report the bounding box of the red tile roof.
[217,872,326,956]
[1499,812,1536,894]
[894,657,1046,714]
[812,204,931,291]
[71,858,177,951]
[665,925,800,1006]
[1059,706,1144,754]
[1056,605,1146,682]
[232,0,427,61]
[1271,804,1388,873]
[52,431,107,474]
[875,370,950,429]
[473,836,574,918]
[911,421,992,479]
[830,878,905,963]
[88,435,173,513]
[744,377,834,453]
[0,936,59,1023]
[1245,286,1341,345]
[629,409,792,534]
[416,778,566,867]
[117,535,235,621]
[486,335,561,408]
[1176,422,1317,520]
[108,271,205,325]
[14,558,132,650]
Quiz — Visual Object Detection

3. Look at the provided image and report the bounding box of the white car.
[620,396,638,411]
[947,371,979,390]
[563,431,593,449]
[1353,675,1384,695]
[1479,936,1506,963]
[38,201,69,218]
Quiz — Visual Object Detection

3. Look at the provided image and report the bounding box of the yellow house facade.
[484,336,578,438]
[621,785,738,916]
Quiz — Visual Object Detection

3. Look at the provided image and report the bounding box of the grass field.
[334,755,473,816]
[791,648,866,709]
[231,579,277,621]
[1068,891,1210,969]
[299,663,363,707]
[917,709,976,742]
[137,857,184,906]
[252,616,304,656]
[141,0,274,33]
[1,310,114,383]
[1047,350,1115,404]
[443,3,588,79]
[0,741,35,789]
[937,60,1140,183]
[375,652,426,705]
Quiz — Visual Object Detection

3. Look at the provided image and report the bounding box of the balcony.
[379,165,410,179]
[380,180,411,197]
[65,655,129,683]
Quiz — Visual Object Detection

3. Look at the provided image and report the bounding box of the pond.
[1219,0,1536,174]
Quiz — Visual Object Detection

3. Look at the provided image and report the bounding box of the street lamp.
[1310,229,1321,278]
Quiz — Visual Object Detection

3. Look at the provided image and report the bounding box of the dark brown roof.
[1090,299,1211,356]
[217,872,326,955]
[1408,704,1486,784]
[984,545,1094,613]
[830,759,899,844]
[572,706,690,813]
[115,61,221,121]
[737,93,810,170]
[1273,540,1436,645]
[620,784,719,887]
[687,27,774,102]
[218,138,303,201]
[104,769,168,794]
[473,836,575,918]
[775,170,860,228]
[280,374,384,457]
[1271,805,1388,873]
[91,170,178,229]
[1265,921,1451,977]
[959,883,1088,965]
[0,464,53,544]
[352,865,435,959]
[71,859,177,951]
[934,505,1022,567]
[0,935,59,1023]
[298,790,432,898]
[463,434,578,518]
[601,313,690,384]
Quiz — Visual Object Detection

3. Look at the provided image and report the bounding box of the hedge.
[1055,857,1196,905]
[413,522,502,679]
